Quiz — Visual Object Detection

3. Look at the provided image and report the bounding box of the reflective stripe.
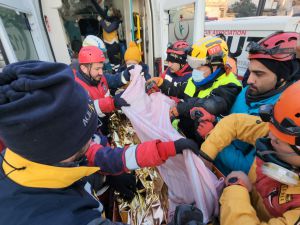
[93,99,106,117]
[124,145,140,170]
[184,72,241,98]
[165,74,173,82]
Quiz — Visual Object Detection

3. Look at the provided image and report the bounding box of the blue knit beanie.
[0,60,97,164]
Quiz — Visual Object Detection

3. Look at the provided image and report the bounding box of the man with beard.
[213,31,300,176]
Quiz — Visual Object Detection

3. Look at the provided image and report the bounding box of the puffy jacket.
[160,69,242,118]
[0,140,176,225]
[214,83,291,176]
[201,114,300,225]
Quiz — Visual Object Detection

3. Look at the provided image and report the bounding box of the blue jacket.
[0,154,125,225]
[214,85,286,176]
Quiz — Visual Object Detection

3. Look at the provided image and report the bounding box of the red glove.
[190,107,215,122]
[196,120,214,139]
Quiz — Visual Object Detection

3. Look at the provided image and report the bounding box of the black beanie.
[0,60,97,164]
[256,58,294,81]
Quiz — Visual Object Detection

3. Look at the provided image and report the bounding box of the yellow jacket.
[201,114,300,225]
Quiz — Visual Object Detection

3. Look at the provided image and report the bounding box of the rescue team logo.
[278,184,292,205]
[83,99,96,127]
[208,45,222,55]
[174,20,189,41]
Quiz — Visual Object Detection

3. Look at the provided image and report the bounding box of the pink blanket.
[121,66,224,223]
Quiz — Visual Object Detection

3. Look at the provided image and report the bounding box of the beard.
[248,85,259,96]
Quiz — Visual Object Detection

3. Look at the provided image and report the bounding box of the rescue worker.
[75,45,133,135]
[200,80,300,224]
[160,40,192,85]
[214,31,300,176]
[82,35,113,73]
[0,60,199,225]
[145,35,242,142]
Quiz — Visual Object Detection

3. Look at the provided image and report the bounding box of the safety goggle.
[186,55,207,69]
[246,41,295,59]
[259,104,300,136]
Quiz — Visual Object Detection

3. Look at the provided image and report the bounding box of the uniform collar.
[2,149,99,189]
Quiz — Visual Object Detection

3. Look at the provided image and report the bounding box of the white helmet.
[83,35,107,53]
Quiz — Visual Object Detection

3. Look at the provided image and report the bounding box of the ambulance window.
[0,7,38,61]
[0,39,8,72]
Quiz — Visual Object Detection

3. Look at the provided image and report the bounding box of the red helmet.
[247,31,298,61]
[167,40,190,55]
[78,46,105,64]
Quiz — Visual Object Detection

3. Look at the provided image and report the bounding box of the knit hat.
[0,61,97,165]
[256,58,294,81]
[124,41,142,63]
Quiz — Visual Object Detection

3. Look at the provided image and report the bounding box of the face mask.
[192,69,205,83]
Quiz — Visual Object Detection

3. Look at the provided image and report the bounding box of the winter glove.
[106,173,137,202]
[145,77,163,95]
[113,93,130,109]
[174,138,199,155]
[122,65,135,82]
[168,204,204,225]
[190,107,215,122]
[169,106,179,119]
[196,120,214,139]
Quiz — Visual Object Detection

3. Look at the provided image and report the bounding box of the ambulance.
[0,0,299,77]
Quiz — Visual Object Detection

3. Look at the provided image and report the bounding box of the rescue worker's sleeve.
[220,185,300,225]
[159,79,188,99]
[203,83,242,116]
[201,114,269,160]
[85,140,176,175]
[93,97,115,116]
[177,81,242,117]
[104,71,129,90]
[100,19,120,33]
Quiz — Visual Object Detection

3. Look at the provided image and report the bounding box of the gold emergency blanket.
[109,112,168,225]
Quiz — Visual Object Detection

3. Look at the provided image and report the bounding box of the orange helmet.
[260,80,300,149]
[78,46,106,64]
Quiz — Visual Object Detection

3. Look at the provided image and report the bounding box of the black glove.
[168,204,204,225]
[113,93,130,109]
[174,138,199,155]
[106,173,136,202]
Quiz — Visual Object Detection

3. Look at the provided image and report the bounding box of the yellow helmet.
[187,36,228,69]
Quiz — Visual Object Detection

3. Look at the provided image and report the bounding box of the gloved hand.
[169,106,179,119]
[113,93,130,109]
[145,77,163,95]
[122,65,135,82]
[190,107,215,122]
[168,204,204,225]
[196,120,214,139]
[106,173,137,202]
[174,138,199,155]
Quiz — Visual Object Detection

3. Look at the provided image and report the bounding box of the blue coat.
[0,161,125,225]
[214,86,283,176]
